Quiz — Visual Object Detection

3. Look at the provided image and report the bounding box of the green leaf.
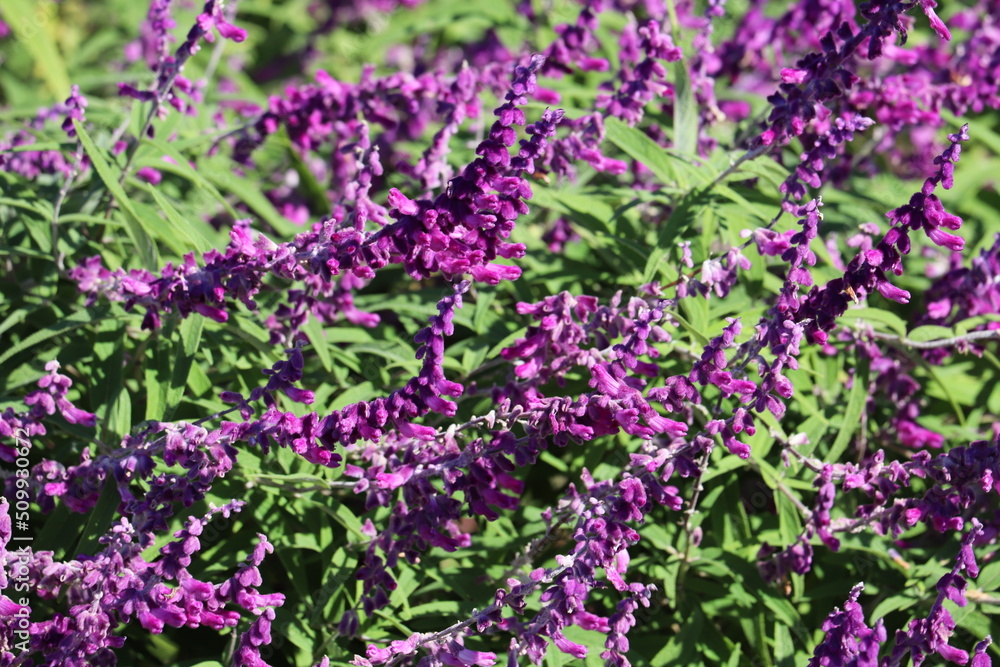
[528,184,615,236]
[641,244,672,286]
[680,293,709,337]
[826,360,868,461]
[472,288,497,334]
[0,195,54,216]
[942,108,1000,155]
[672,61,698,156]
[389,568,420,613]
[0,1,70,98]
[920,361,966,427]
[33,501,76,558]
[0,308,30,340]
[604,116,705,190]
[275,548,313,602]
[351,342,421,373]
[74,480,121,557]
[141,137,240,220]
[302,317,333,373]
[0,305,112,369]
[669,309,710,348]
[279,128,331,216]
[487,328,525,359]
[310,498,366,538]
[73,119,158,269]
[757,459,782,492]
[760,592,802,629]
[163,316,203,421]
[145,185,215,254]
[661,556,681,602]
[955,314,1000,336]
[869,593,919,622]
[145,361,167,423]
[131,200,194,259]
[673,605,705,664]
[952,608,995,649]
[774,624,794,667]
[225,313,279,359]
[203,162,299,239]
[976,560,1000,592]
[907,325,955,343]
[735,154,791,190]
[642,188,711,284]
[539,450,569,473]
[183,358,211,397]
[837,307,908,337]
[774,487,802,547]
[710,183,772,222]
[2,141,65,153]
[107,381,133,443]
[754,609,775,667]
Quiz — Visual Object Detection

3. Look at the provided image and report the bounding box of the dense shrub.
[1,0,999,665]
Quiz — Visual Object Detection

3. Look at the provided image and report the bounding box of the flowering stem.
[105,0,238,219]
[705,143,771,191]
[51,152,82,271]
[675,444,712,604]
[866,328,1000,350]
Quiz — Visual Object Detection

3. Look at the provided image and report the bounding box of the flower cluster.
[71,55,561,334]
[0,362,95,463]
[119,0,247,119]
[799,125,969,340]
[0,86,88,181]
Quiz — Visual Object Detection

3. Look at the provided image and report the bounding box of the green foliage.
[2,1,1000,666]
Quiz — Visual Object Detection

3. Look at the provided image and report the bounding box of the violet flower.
[884,520,985,666]
[125,0,176,69]
[10,509,283,666]
[0,498,27,641]
[1,361,95,463]
[0,86,89,180]
[798,125,969,342]
[808,583,886,667]
[597,18,682,126]
[75,56,562,331]
[119,0,247,121]
[541,0,609,78]
[918,233,1000,363]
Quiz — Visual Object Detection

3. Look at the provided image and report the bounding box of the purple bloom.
[0,86,88,180]
[883,522,985,666]
[808,584,886,667]
[598,19,682,126]
[136,166,163,184]
[126,0,176,68]
[2,361,96,463]
[797,127,969,343]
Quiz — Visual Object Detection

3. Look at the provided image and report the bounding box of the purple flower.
[972,637,993,667]
[0,86,88,179]
[598,19,682,126]
[797,127,969,344]
[808,584,886,666]
[0,499,28,624]
[136,166,163,184]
